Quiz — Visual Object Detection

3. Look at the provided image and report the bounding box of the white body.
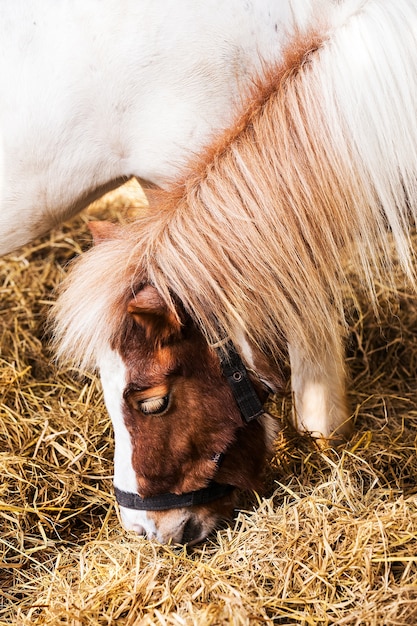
[0,0,314,255]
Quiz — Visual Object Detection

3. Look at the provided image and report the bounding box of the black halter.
[114,480,235,512]
[114,341,267,512]
[216,341,265,423]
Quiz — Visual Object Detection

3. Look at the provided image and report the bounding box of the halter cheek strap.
[216,341,265,423]
[114,341,268,512]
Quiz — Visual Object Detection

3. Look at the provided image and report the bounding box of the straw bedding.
[2,180,417,625]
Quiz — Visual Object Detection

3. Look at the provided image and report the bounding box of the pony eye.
[139,395,170,415]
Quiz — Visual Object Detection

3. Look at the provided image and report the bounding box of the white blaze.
[98,347,157,538]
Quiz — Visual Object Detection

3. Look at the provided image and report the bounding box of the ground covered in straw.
[1,181,417,625]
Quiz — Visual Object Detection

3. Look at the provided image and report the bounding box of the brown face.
[110,284,275,544]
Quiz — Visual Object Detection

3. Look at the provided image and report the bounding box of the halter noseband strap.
[114,481,235,512]
[114,341,267,512]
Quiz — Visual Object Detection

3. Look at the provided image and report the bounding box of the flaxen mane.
[52,0,417,372]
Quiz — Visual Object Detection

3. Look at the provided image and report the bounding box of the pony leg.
[288,341,352,444]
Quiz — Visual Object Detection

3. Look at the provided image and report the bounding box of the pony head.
[82,222,280,544]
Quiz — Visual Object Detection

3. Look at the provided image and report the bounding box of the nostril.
[131,524,147,536]
[181,518,203,545]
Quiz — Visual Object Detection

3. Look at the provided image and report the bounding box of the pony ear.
[88,220,119,244]
[127,285,182,343]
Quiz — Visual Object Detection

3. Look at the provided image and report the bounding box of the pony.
[51,0,417,544]
[0,0,316,544]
